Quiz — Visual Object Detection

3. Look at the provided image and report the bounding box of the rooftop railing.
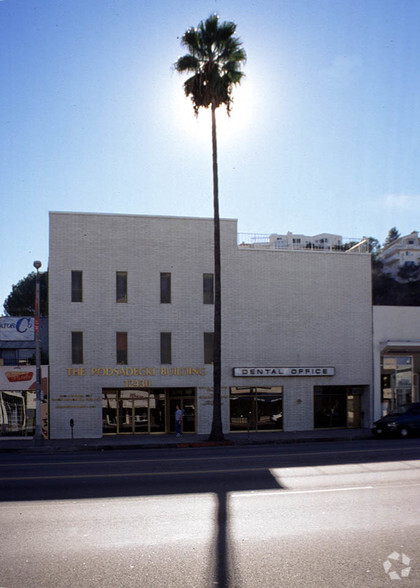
[237,234,369,253]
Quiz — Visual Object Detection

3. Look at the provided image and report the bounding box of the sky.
[1,0,420,310]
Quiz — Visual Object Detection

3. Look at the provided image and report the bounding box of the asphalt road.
[0,439,419,587]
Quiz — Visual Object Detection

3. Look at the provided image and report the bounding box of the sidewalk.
[0,428,372,453]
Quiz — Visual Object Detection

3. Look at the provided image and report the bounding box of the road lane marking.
[1,462,420,483]
[232,486,374,496]
[231,481,420,497]
[1,445,420,468]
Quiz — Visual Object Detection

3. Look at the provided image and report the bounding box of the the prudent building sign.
[233,367,335,377]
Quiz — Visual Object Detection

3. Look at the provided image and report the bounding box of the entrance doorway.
[168,393,196,434]
[102,388,195,435]
[314,386,363,428]
[230,387,283,432]
[381,355,414,412]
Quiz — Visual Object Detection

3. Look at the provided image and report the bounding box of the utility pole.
[33,260,43,443]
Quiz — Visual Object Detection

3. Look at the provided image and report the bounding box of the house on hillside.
[378,231,420,281]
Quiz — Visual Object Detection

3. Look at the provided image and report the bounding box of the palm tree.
[175,15,246,441]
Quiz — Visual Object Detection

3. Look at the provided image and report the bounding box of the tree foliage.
[372,261,420,305]
[366,237,381,254]
[384,227,400,247]
[397,262,420,283]
[175,14,246,115]
[3,271,48,316]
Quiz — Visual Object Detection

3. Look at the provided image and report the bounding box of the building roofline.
[48,211,237,223]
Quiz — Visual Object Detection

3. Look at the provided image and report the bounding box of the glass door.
[230,387,283,431]
[102,390,118,434]
[346,392,361,428]
[118,390,134,433]
[133,390,148,433]
[182,399,195,433]
[116,389,149,434]
[168,396,196,433]
[149,391,166,433]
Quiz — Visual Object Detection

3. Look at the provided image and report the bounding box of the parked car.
[372,403,420,438]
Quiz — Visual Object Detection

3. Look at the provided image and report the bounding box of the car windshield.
[388,404,412,416]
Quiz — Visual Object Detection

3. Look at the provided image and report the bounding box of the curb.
[0,433,373,453]
[177,440,235,448]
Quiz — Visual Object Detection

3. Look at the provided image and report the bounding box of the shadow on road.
[1,438,419,587]
[0,454,287,587]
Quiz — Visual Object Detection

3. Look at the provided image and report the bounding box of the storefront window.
[0,390,36,436]
[230,387,283,432]
[102,388,195,435]
[314,386,362,429]
[381,356,413,411]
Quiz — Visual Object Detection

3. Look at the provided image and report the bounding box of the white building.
[48,212,373,439]
[238,231,350,251]
[268,231,344,250]
[378,231,420,280]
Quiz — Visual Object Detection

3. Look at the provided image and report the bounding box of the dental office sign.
[233,366,335,377]
[0,317,34,341]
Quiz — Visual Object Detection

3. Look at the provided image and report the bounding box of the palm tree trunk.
[209,101,224,441]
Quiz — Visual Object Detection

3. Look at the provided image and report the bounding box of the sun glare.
[173,78,254,146]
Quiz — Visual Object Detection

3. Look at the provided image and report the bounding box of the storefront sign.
[0,317,34,341]
[0,366,49,439]
[233,367,335,377]
[0,365,47,390]
[66,366,207,387]
[66,366,207,377]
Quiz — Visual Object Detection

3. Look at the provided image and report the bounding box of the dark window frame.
[203,273,214,304]
[116,272,128,303]
[71,271,83,303]
[160,273,171,304]
[116,332,128,365]
[72,331,83,364]
[160,332,172,364]
[204,332,214,364]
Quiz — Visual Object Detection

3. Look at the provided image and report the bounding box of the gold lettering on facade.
[67,367,86,376]
[67,366,205,377]
[124,379,152,388]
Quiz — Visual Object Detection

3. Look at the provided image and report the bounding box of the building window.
[230,387,283,432]
[160,273,171,304]
[203,273,214,304]
[116,332,128,364]
[72,332,83,364]
[71,271,83,302]
[116,272,127,303]
[204,332,214,364]
[160,332,172,364]
[314,386,362,429]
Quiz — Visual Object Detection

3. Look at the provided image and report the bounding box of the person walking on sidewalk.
[175,405,183,437]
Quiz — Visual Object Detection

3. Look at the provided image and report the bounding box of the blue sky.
[1,0,419,310]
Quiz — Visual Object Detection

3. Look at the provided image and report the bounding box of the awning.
[380,340,420,354]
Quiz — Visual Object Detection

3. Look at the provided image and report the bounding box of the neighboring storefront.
[0,365,48,437]
[373,306,420,419]
[0,316,49,438]
[48,212,373,439]
[0,316,48,366]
